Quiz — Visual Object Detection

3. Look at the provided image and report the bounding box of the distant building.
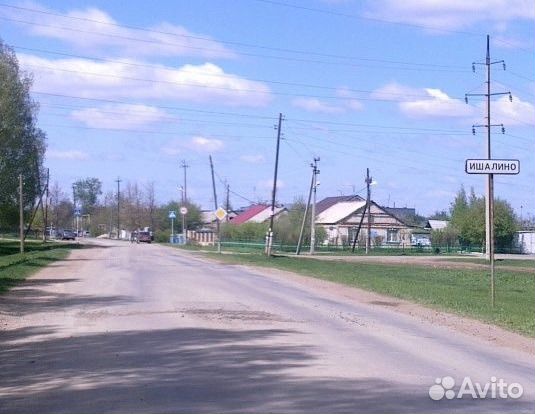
[424,220,449,230]
[231,204,287,225]
[315,196,414,247]
[514,231,535,254]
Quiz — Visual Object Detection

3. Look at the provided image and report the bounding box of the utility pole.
[116,177,121,239]
[266,112,283,256]
[309,157,320,255]
[225,182,230,222]
[466,34,511,307]
[43,169,49,242]
[72,184,76,232]
[296,162,315,255]
[19,174,24,253]
[351,168,372,253]
[209,155,221,253]
[180,160,189,203]
[365,168,373,255]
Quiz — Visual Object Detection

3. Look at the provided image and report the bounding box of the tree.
[73,178,102,213]
[0,39,46,228]
[428,210,450,220]
[449,185,517,248]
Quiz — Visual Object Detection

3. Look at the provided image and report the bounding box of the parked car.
[61,230,76,240]
[137,231,152,243]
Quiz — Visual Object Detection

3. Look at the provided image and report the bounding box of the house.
[201,209,237,229]
[315,196,414,247]
[231,204,287,225]
[424,220,449,230]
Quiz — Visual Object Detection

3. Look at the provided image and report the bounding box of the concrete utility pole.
[72,184,76,232]
[115,177,121,239]
[19,174,24,253]
[309,157,320,255]
[266,113,283,256]
[180,160,189,203]
[365,168,373,255]
[296,162,315,255]
[466,34,511,307]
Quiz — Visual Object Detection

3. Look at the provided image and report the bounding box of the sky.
[1,0,534,218]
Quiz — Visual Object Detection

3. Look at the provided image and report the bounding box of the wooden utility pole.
[266,113,283,256]
[19,174,24,253]
[225,182,230,222]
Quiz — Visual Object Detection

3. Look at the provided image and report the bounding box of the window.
[386,229,399,243]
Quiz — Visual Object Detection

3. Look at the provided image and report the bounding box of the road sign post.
[180,207,188,243]
[168,211,176,243]
[465,158,520,307]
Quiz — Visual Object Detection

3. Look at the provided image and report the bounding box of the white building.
[514,231,535,254]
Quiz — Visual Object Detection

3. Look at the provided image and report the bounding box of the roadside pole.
[266,113,283,256]
[19,174,24,253]
[296,162,315,255]
[309,158,320,255]
[465,34,513,307]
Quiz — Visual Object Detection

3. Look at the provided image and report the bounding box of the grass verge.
[206,252,535,337]
[0,240,77,294]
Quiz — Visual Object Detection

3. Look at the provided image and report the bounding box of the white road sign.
[180,206,188,215]
[465,159,520,175]
[168,210,176,219]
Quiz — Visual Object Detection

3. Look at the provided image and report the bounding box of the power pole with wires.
[309,157,320,255]
[19,174,24,253]
[296,161,315,255]
[115,177,121,239]
[266,113,283,256]
[180,160,189,203]
[42,169,49,243]
[365,168,373,255]
[465,34,511,307]
[225,181,230,222]
[209,155,221,253]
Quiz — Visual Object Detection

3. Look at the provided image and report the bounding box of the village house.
[315,195,415,247]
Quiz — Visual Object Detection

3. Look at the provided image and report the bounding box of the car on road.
[137,231,152,243]
[61,230,76,240]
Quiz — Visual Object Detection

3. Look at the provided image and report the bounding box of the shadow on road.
[1,327,532,414]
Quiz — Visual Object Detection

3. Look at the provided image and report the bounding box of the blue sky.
[1,0,533,217]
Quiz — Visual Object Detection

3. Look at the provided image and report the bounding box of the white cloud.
[258,179,285,190]
[365,0,535,31]
[400,88,473,119]
[189,136,224,152]
[47,149,89,160]
[493,95,535,126]
[373,83,473,119]
[7,3,234,58]
[19,54,272,107]
[292,97,344,114]
[292,89,364,114]
[240,154,265,164]
[71,104,169,128]
[161,139,183,157]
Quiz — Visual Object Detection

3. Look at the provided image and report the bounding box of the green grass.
[206,252,535,336]
[0,240,77,293]
[443,258,534,269]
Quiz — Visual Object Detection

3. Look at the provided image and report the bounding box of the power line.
[13,45,466,98]
[0,4,472,71]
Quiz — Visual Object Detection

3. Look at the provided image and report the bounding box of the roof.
[315,195,364,216]
[425,220,449,230]
[231,204,269,225]
[316,200,366,224]
[248,206,286,223]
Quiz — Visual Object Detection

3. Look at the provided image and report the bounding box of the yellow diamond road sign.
[215,207,227,221]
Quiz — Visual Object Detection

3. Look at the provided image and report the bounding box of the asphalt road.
[1,239,533,413]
